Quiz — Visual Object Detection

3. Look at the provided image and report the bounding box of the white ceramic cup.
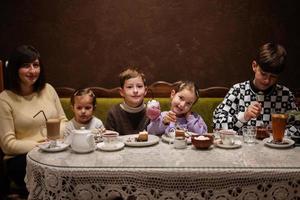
[174,136,187,149]
[219,130,237,146]
[102,131,119,146]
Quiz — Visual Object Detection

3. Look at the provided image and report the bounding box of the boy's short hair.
[119,68,146,88]
[174,80,200,104]
[255,43,287,75]
[71,88,96,107]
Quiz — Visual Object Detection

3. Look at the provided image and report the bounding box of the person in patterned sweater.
[213,42,299,135]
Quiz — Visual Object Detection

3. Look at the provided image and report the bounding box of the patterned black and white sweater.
[213,80,299,134]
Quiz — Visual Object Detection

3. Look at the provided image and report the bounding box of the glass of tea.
[271,113,288,142]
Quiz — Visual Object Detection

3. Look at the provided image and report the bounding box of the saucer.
[38,141,69,152]
[263,138,295,149]
[122,134,160,147]
[215,140,242,149]
[97,142,125,151]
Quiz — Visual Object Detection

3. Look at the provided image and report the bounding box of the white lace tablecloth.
[26,137,300,200]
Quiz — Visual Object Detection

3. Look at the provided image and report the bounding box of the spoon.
[256,91,264,102]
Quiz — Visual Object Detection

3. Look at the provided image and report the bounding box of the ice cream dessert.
[191,135,213,149]
[194,135,210,140]
[146,100,161,120]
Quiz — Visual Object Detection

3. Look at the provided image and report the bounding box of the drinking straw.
[33,110,48,121]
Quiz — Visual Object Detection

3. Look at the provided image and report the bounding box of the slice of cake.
[175,129,185,137]
[137,131,148,142]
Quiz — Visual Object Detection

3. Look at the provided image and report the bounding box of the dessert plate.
[122,134,160,147]
[215,140,242,149]
[97,141,125,151]
[161,134,192,144]
[263,138,295,149]
[38,141,69,152]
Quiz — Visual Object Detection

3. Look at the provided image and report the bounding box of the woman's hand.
[36,139,48,147]
[244,101,262,121]
[163,111,177,125]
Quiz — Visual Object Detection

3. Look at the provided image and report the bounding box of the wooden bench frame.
[0,59,299,103]
[55,83,229,98]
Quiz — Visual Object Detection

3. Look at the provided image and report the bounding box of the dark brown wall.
[0,0,299,91]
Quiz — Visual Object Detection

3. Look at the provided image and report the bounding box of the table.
[26,137,300,200]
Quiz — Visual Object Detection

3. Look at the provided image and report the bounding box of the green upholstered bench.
[57,82,227,132]
[60,97,223,132]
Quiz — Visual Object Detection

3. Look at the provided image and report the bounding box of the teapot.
[71,127,95,153]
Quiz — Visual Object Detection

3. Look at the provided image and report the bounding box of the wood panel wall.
[0,1,299,92]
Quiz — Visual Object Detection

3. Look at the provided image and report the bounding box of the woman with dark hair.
[6,45,46,93]
[0,45,67,195]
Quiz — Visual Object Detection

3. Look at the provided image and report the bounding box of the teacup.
[102,131,119,146]
[219,130,237,146]
[174,136,187,149]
